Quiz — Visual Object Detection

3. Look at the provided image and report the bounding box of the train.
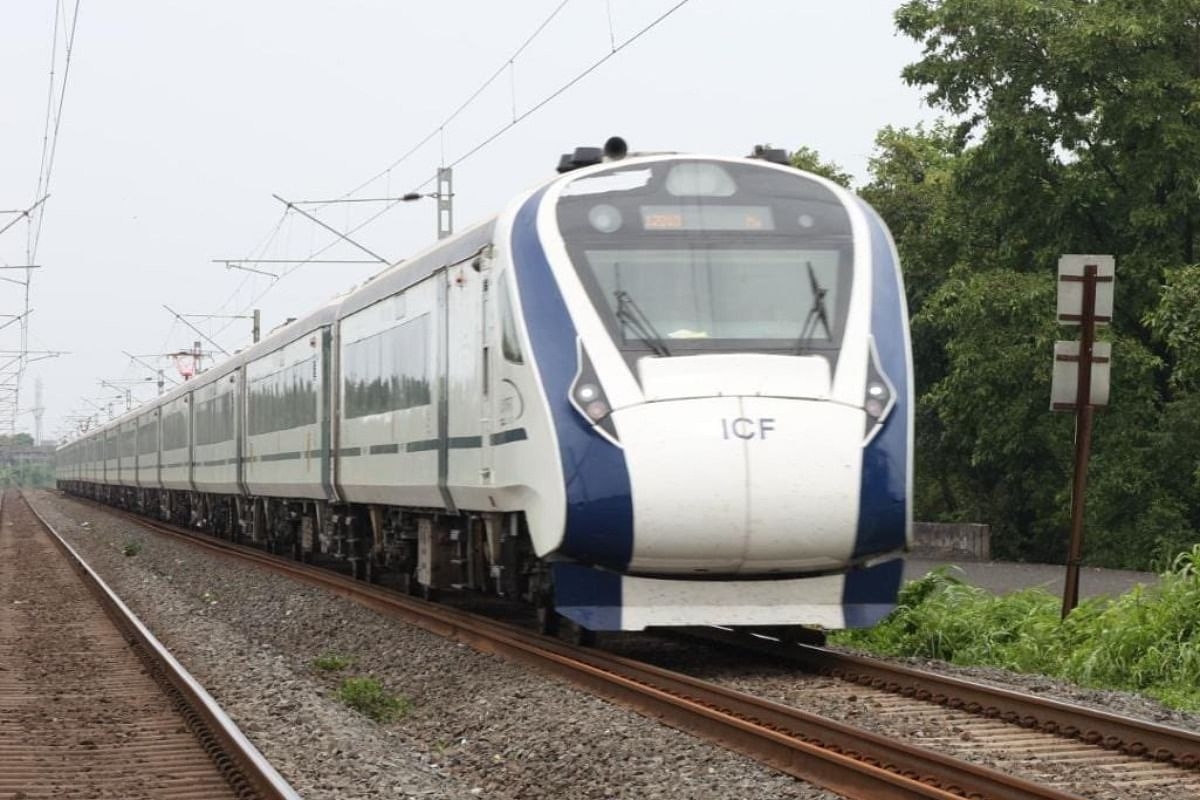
[57,142,913,637]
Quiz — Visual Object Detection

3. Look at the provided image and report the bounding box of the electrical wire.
[208,0,694,351]
[29,0,83,262]
[328,0,575,206]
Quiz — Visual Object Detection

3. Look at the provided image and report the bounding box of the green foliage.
[843,1,1200,569]
[336,676,409,723]
[0,434,35,446]
[837,556,1200,710]
[788,146,853,187]
[312,652,353,672]
[121,540,142,557]
[1145,265,1200,391]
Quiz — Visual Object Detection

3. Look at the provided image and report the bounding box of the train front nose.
[611,396,867,575]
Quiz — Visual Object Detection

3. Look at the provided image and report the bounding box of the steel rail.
[72,498,1087,800]
[22,492,300,800]
[681,625,1200,770]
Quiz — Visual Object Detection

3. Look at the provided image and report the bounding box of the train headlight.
[864,337,896,444]
[568,342,620,445]
[584,400,610,420]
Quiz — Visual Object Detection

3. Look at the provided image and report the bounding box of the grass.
[121,539,142,557]
[312,652,354,672]
[832,545,1200,710]
[336,676,409,722]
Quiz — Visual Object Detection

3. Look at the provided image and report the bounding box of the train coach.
[58,142,913,636]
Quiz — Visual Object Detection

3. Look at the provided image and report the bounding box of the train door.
[444,252,487,506]
[479,259,495,485]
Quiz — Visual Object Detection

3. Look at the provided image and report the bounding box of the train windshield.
[556,159,854,361]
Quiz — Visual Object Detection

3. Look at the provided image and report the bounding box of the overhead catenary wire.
[8,0,83,437]
[330,0,576,206]
[29,0,83,263]
[442,0,693,175]
[205,0,695,352]
[200,1,593,338]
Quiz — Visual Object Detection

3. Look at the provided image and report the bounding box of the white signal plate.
[1057,254,1115,325]
[1051,340,1111,411]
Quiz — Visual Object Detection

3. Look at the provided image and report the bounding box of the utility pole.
[33,378,44,445]
[436,167,453,240]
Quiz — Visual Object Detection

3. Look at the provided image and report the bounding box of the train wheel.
[564,620,597,648]
[536,602,559,637]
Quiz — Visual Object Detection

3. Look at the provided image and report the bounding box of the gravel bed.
[30,491,836,800]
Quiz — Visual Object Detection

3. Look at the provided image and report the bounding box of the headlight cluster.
[575,383,611,422]
[864,337,896,444]
[569,344,620,445]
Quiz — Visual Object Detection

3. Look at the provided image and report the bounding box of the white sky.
[0,0,936,441]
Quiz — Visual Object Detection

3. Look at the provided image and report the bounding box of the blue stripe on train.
[510,189,635,570]
[852,200,910,560]
[842,557,904,628]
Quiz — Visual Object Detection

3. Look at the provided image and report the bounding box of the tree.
[0,433,35,447]
[788,146,853,187]
[860,1,1200,567]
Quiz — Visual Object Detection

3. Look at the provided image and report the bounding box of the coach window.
[163,409,187,451]
[249,355,317,435]
[499,279,523,364]
[344,314,432,418]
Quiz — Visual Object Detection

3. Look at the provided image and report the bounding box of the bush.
[833,548,1200,710]
[337,677,408,722]
[312,652,353,672]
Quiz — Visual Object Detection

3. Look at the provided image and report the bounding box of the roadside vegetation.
[834,547,1200,710]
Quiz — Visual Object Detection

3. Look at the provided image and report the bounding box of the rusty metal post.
[1062,263,1097,618]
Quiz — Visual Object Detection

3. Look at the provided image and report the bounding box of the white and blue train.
[57,144,913,635]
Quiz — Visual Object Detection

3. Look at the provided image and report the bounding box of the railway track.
[0,491,298,800]
[56,493,1120,800]
[673,627,1200,796]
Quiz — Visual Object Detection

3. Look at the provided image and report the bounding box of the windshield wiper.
[614,289,672,357]
[795,261,832,352]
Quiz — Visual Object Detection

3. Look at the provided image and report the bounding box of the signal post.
[1051,255,1114,618]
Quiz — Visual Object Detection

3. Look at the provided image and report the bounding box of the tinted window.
[194,392,234,446]
[249,356,317,434]
[556,159,854,360]
[162,409,188,450]
[121,427,136,458]
[137,417,158,455]
[343,314,431,418]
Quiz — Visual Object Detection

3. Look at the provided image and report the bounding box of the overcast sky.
[1,0,936,441]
